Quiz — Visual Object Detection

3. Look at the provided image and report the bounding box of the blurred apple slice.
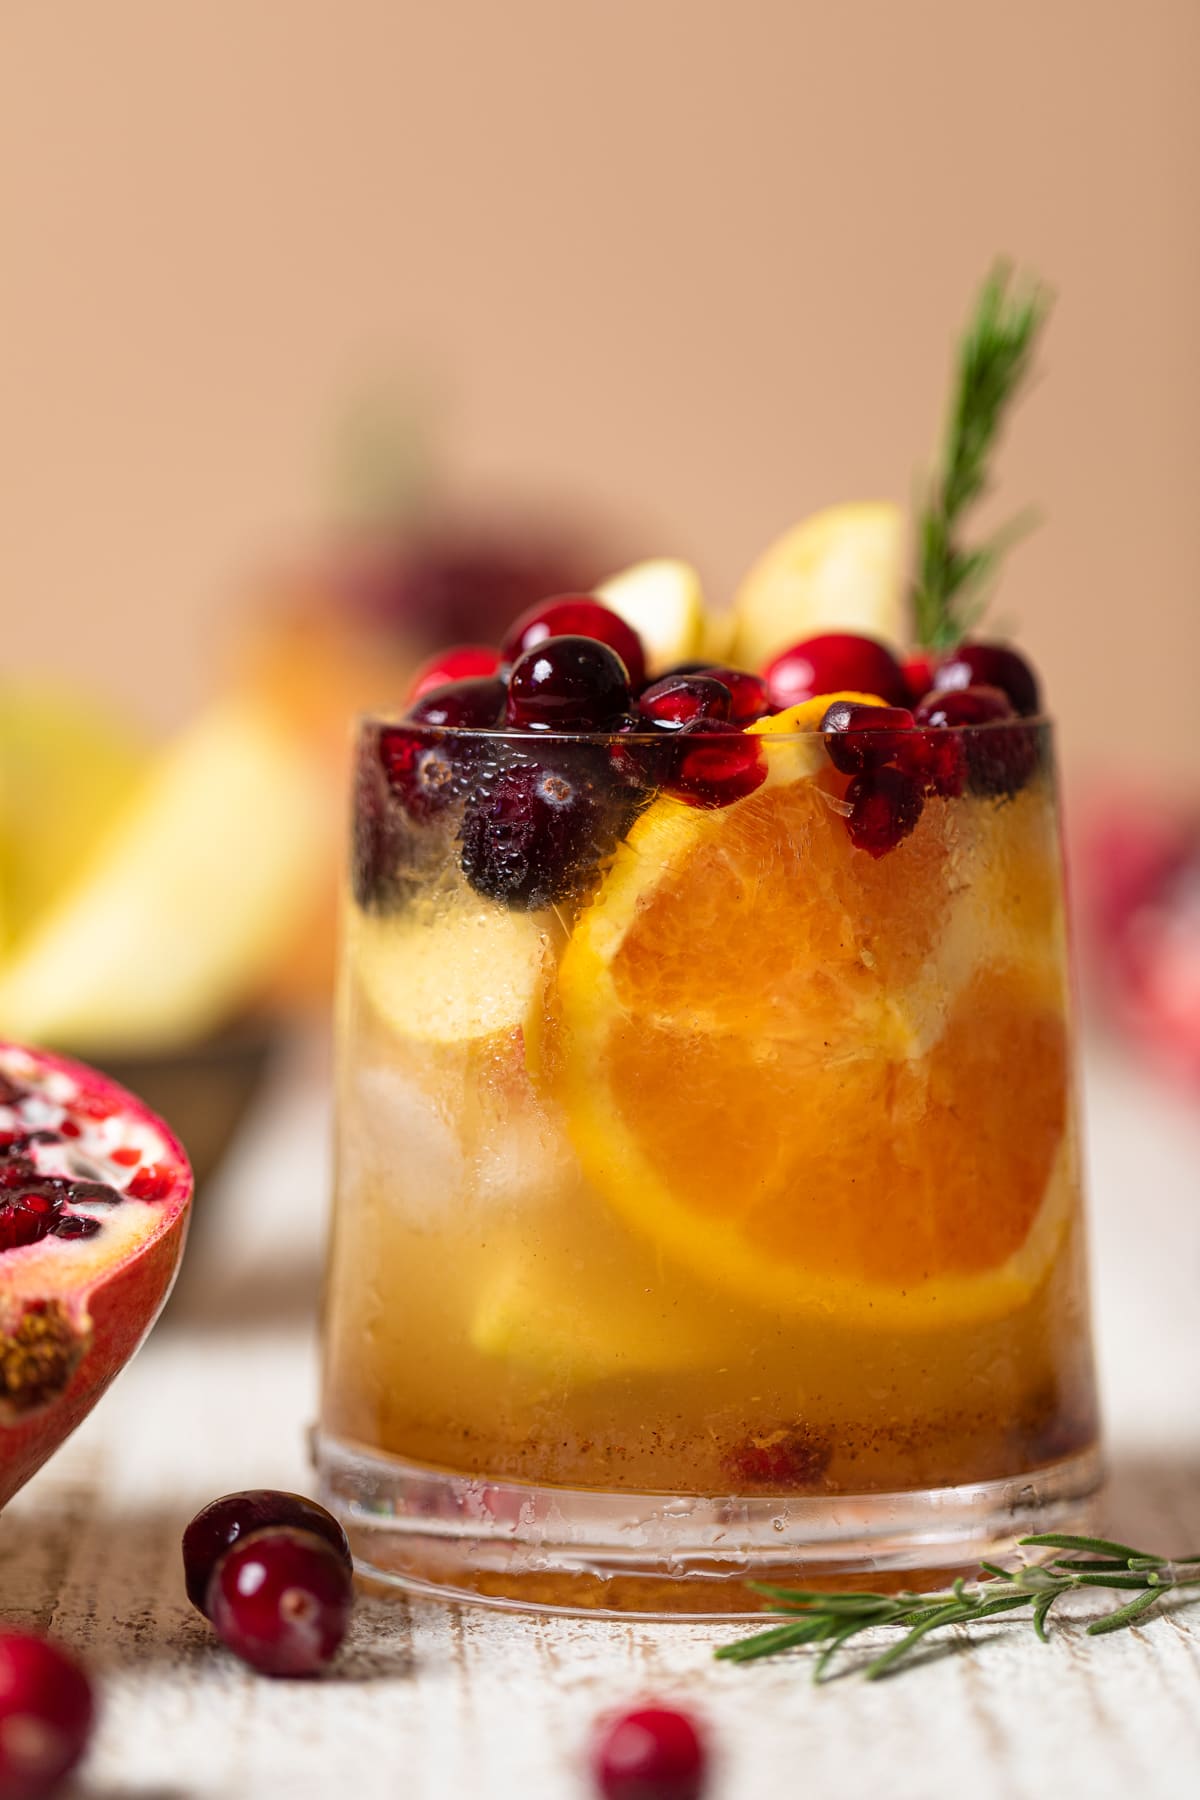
[732,501,907,669]
[595,558,705,676]
[0,700,323,1054]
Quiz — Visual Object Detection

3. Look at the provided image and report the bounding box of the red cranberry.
[930,640,1041,717]
[506,636,630,732]
[407,644,501,702]
[845,766,924,857]
[913,684,1014,730]
[503,596,647,691]
[638,675,732,731]
[694,666,770,724]
[820,701,916,774]
[913,683,1037,798]
[460,747,634,908]
[207,1527,353,1677]
[902,650,936,705]
[0,1633,95,1800]
[0,1192,62,1255]
[665,722,766,810]
[183,1490,352,1616]
[763,633,909,711]
[591,1705,708,1800]
[406,676,506,730]
[378,725,471,824]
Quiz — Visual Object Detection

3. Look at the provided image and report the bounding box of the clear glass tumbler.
[316,710,1100,1616]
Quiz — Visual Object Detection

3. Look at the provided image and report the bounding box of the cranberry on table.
[665,721,766,810]
[207,1527,353,1677]
[638,675,732,731]
[820,700,916,774]
[0,1632,95,1800]
[502,596,647,691]
[591,1704,708,1800]
[506,636,630,732]
[183,1489,352,1617]
[930,639,1042,717]
[764,632,910,711]
[845,766,925,857]
[407,644,501,703]
[406,676,506,730]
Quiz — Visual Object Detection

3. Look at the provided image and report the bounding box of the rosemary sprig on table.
[716,1534,1200,1682]
[912,263,1050,652]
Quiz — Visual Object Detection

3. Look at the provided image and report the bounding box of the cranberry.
[845,766,924,857]
[378,724,471,824]
[506,636,630,732]
[721,1425,832,1490]
[407,644,501,702]
[930,640,1041,717]
[460,748,634,908]
[763,632,909,711]
[913,684,1013,730]
[637,675,732,731]
[502,596,647,691]
[590,1705,708,1800]
[693,666,770,725]
[0,1633,95,1800]
[913,684,1038,798]
[208,1527,353,1677]
[902,650,936,705]
[820,701,916,774]
[665,722,766,810]
[0,1193,61,1255]
[183,1489,352,1616]
[406,676,506,731]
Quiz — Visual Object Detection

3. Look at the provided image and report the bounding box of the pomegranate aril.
[637,675,732,731]
[406,675,506,731]
[820,700,916,774]
[207,1526,353,1677]
[460,746,634,909]
[693,665,770,725]
[913,684,1038,798]
[502,596,647,691]
[108,1147,142,1169]
[52,1216,102,1240]
[763,632,909,711]
[665,722,766,810]
[506,635,630,732]
[407,644,501,703]
[844,766,924,857]
[913,683,1014,730]
[124,1165,173,1202]
[590,1704,708,1800]
[0,1074,26,1108]
[0,1632,95,1800]
[0,1193,61,1254]
[930,639,1041,717]
[183,1489,352,1616]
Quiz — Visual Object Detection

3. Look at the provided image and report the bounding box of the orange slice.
[545,743,1071,1329]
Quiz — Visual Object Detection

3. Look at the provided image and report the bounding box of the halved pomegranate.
[0,1043,191,1510]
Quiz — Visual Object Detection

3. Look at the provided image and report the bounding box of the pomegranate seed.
[57,1121,81,1140]
[930,640,1041,717]
[692,666,770,725]
[820,701,916,773]
[913,684,1014,730]
[0,1633,95,1800]
[904,728,968,799]
[763,632,909,711]
[591,1705,708,1800]
[108,1147,142,1169]
[208,1527,353,1677]
[51,1216,102,1240]
[503,596,647,691]
[637,675,732,731]
[407,644,501,702]
[721,1425,832,1490]
[844,766,924,857]
[506,636,630,732]
[124,1165,173,1202]
[665,722,765,810]
[0,1074,26,1108]
[406,676,506,730]
[65,1093,115,1123]
[0,1193,62,1255]
[913,684,1038,798]
[183,1490,352,1617]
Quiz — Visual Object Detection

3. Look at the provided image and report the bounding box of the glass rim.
[355,711,1053,743]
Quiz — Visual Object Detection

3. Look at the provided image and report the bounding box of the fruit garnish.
[590,1704,708,1800]
[502,597,647,692]
[663,722,766,810]
[637,675,732,730]
[763,632,909,711]
[207,1526,353,1678]
[0,1632,95,1800]
[407,645,501,702]
[460,745,637,909]
[182,1490,352,1617]
[0,700,324,1055]
[594,559,706,677]
[747,691,885,736]
[0,1043,191,1510]
[844,765,925,857]
[731,501,906,670]
[406,676,507,730]
[720,1424,831,1491]
[929,639,1041,716]
[688,666,769,725]
[819,701,917,773]
[913,685,1039,798]
[505,636,631,732]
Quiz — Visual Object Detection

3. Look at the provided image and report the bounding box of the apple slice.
[595,558,706,676]
[732,502,907,670]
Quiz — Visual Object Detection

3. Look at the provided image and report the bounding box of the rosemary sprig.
[912,262,1051,652]
[716,1534,1200,1682]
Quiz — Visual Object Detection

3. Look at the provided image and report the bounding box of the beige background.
[2,0,1198,780]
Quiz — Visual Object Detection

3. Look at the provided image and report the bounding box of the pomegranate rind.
[0,1041,192,1508]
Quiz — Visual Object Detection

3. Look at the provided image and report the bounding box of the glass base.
[313,1431,1104,1620]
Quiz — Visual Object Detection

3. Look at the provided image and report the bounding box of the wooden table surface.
[3,1035,1198,1800]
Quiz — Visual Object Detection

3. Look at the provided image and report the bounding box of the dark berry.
[351,725,397,908]
[665,722,766,810]
[503,596,647,691]
[820,701,916,773]
[590,1704,708,1800]
[607,718,675,795]
[721,1425,832,1490]
[406,676,505,730]
[0,1632,95,1800]
[506,636,630,732]
[52,1216,102,1240]
[183,1489,352,1616]
[913,684,1014,730]
[637,675,732,731]
[460,748,634,908]
[0,1073,26,1108]
[0,1192,61,1255]
[407,644,501,702]
[844,766,924,857]
[378,724,473,823]
[207,1527,352,1677]
[901,649,936,705]
[930,640,1041,717]
[693,666,770,725]
[913,684,1038,798]
[763,632,909,710]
